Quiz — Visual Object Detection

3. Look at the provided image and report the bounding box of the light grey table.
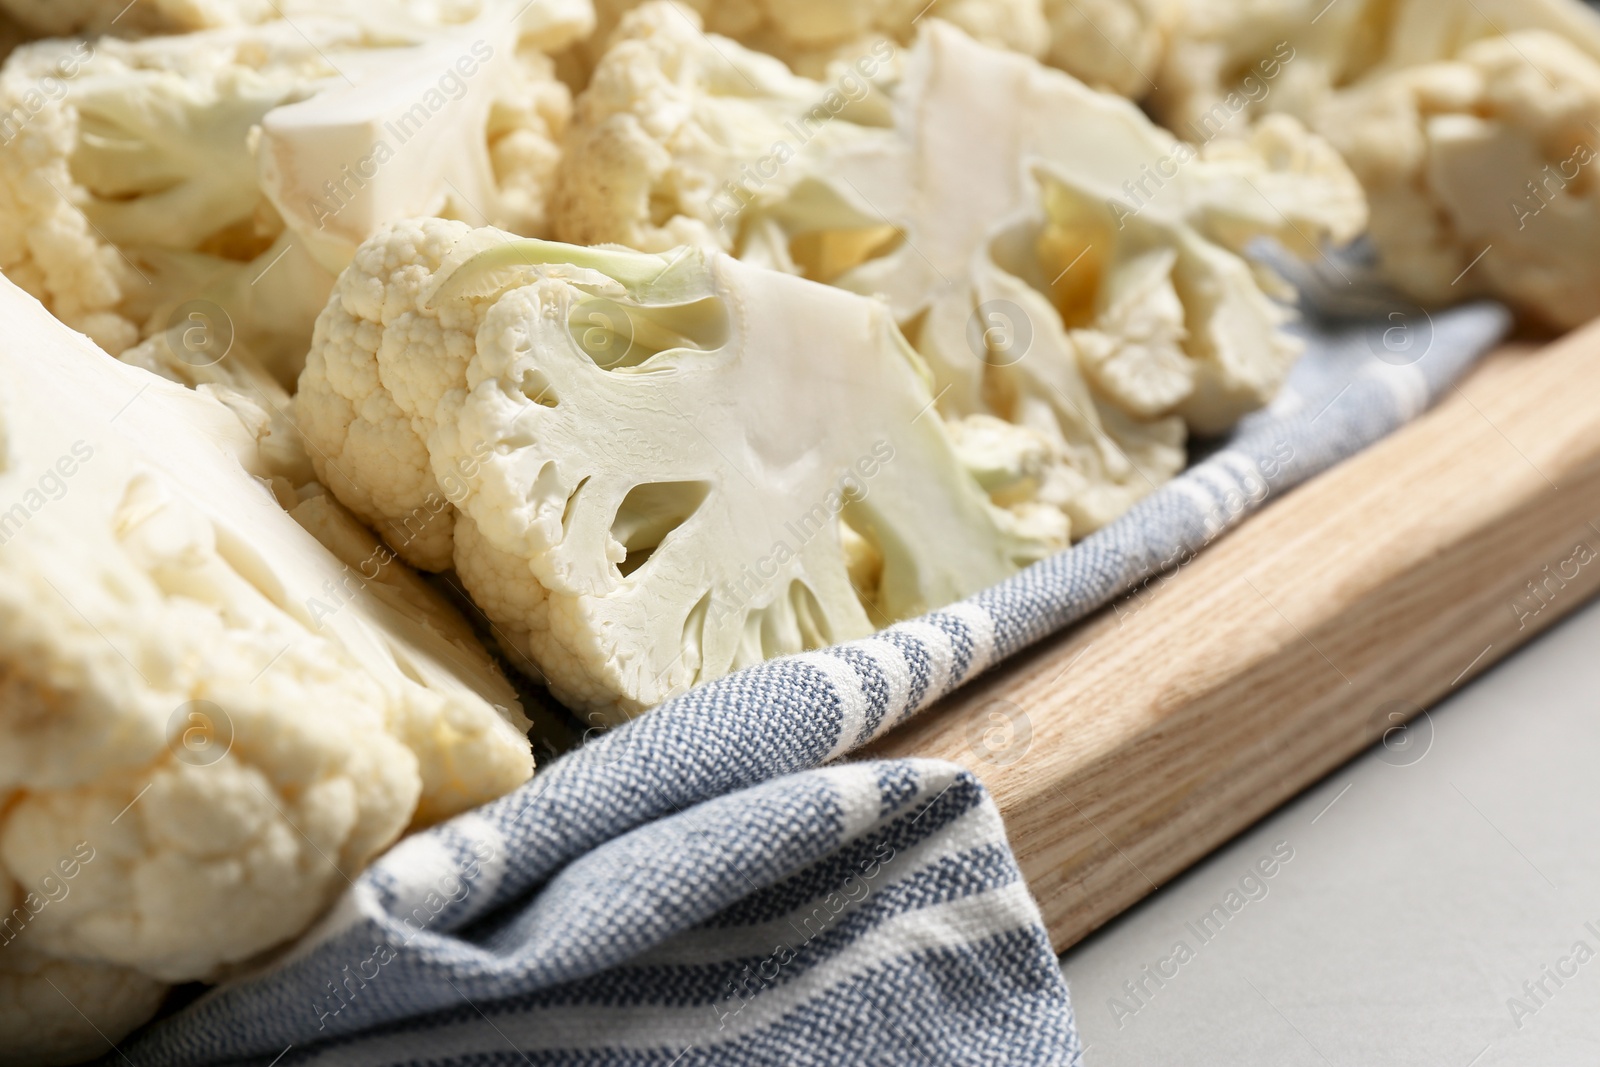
[1060,596,1600,1066]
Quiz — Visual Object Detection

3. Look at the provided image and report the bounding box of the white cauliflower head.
[296,217,1058,720]
[0,9,575,384]
[1317,28,1600,329]
[0,272,532,1042]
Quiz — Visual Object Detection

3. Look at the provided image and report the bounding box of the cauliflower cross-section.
[297,217,1057,720]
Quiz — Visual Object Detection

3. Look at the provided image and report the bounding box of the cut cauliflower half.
[296,217,1057,720]
[0,12,574,385]
[790,22,1359,526]
[0,272,531,1003]
[1316,29,1600,329]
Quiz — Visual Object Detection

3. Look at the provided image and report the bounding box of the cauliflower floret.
[551,1,872,254]
[0,0,274,35]
[0,272,532,1051]
[1317,30,1600,329]
[0,0,594,47]
[0,11,576,385]
[1152,0,1600,136]
[805,24,1361,516]
[583,0,1173,95]
[1039,0,1174,98]
[297,218,1059,720]
[584,0,1046,80]
[0,941,166,1067]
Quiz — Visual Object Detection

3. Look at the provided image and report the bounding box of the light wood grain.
[869,323,1600,953]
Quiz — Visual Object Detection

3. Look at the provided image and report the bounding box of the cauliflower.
[0,0,593,48]
[760,25,1359,527]
[1317,30,1600,330]
[557,17,1362,532]
[1151,0,1600,137]
[295,218,1058,720]
[551,1,886,256]
[0,0,272,35]
[1038,0,1174,98]
[0,942,166,1067]
[0,10,575,384]
[582,0,1172,96]
[0,272,534,1054]
[583,0,1047,80]
[830,25,1363,435]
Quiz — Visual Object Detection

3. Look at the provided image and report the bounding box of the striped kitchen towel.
[115,291,1511,1066]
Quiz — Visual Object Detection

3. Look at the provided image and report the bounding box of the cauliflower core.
[297,218,1055,720]
[0,274,533,1053]
[0,10,574,383]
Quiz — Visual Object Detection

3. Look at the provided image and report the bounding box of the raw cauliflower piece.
[809,22,1360,518]
[1316,30,1600,329]
[583,0,1047,81]
[583,0,1171,96]
[551,1,887,255]
[559,17,1362,530]
[1151,0,1600,137]
[0,12,573,384]
[0,0,272,35]
[296,218,1057,720]
[0,0,593,47]
[1039,0,1174,99]
[0,944,166,1067]
[0,271,532,1046]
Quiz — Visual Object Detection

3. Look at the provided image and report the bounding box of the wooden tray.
[868,322,1600,952]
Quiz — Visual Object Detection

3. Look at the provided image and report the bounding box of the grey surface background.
[1060,596,1600,1066]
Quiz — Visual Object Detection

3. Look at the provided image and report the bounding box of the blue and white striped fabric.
[116,294,1509,1066]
